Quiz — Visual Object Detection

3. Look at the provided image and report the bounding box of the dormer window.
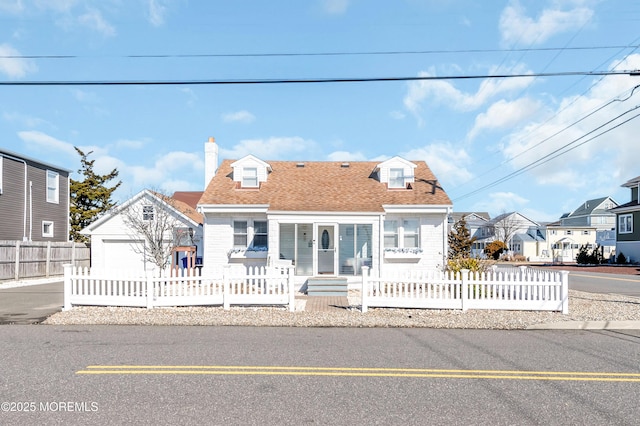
[243,167,258,188]
[389,168,405,188]
[376,156,416,190]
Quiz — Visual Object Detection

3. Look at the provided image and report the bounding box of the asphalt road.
[567,271,640,297]
[0,326,639,425]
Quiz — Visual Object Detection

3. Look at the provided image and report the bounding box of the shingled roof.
[199,160,451,212]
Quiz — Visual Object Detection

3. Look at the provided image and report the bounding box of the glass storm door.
[317,225,336,275]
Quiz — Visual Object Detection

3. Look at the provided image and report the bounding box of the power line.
[0,69,637,86]
[1,45,637,59]
[452,105,640,202]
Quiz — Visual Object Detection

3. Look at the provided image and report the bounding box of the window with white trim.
[384,218,420,248]
[403,219,419,248]
[388,168,405,188]
[619,214,633,234]
[46,170,59,204]
[42,221,54,238]
[233,221,248,247]
[565,230,572,235]
[383,220,398,248]
[142,205,154,221]
[242,167,258,188]
[252,221,268,249]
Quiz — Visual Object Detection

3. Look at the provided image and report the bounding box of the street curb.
[0,277,63,290]
[527,321,640,330]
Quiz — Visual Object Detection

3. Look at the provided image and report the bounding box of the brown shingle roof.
[199,160,451,212]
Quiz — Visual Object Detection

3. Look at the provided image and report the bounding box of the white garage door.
[102,239,147,273]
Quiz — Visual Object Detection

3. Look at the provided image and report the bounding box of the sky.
[1,0,639,222]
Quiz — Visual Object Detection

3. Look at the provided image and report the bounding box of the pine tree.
[69,147,121,242]
[448,216,476,259]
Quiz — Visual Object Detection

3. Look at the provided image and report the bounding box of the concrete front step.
[306,276,348,297]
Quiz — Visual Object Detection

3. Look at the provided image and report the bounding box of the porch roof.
[200,160,452,212]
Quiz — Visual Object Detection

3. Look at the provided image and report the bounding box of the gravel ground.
[43,290,640,329]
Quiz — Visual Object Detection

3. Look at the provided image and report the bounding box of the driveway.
[0,279,63,324]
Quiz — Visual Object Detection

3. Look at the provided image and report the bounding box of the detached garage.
[81,190,203,273]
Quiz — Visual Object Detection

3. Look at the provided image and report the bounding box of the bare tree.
[490,212,526,249]
[119,190,191,271]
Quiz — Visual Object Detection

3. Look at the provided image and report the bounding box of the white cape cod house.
[198,140,453,289]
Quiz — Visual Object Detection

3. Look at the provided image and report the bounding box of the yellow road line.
[571,273,640,283]
[76,365,640,382]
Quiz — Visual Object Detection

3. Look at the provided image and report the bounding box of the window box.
[383,248,423,261]
[228,248,268,259]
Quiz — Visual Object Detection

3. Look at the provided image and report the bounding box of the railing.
[361,266,569,314]
[63,264,295,311]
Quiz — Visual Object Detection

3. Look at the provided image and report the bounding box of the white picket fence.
[62,264,295,311]
[361,266,569,314]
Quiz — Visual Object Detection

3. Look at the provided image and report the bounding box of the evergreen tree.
[448,216,476,259]
[69,147,121,242]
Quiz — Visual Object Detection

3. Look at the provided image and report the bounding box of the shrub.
[446,257,493,274]
[484,241,507,260]
[616,252,627,264]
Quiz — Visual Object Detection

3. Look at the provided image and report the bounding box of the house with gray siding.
[0,149,70,242]
[610,175,640,263]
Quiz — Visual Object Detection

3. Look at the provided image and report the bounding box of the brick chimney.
[204,136,218,189]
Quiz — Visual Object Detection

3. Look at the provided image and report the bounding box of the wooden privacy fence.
[63,264,295,311]
[0,240,90,281]
[361,266,569,314]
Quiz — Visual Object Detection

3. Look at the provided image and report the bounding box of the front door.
[317,225,336,275]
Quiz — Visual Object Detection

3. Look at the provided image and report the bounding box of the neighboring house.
[449,212,490,257]
[197,140,453,287]
[81,189,204,273]
[560,196,618,231]
[473,212,541,259]
[610,175,640,263]
[540,222,598,263]
[0,148,70,242]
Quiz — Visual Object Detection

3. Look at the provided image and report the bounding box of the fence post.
[287,267,295,312]
[560,270,570,314]
[63,263,72,311]
[146,274,154,309]
[14,240,20,281]
[223,265,230,310]
[361,266,369,313]
[460,269,469,312]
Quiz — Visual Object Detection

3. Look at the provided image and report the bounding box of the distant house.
[473,212,541,259]
[610,176,640,263]
[540,222,598,263]
[198,139,453,288]
[560,196,618,230]
[450,212,490,257]
[81,189,204,272]
[0,148,71,242]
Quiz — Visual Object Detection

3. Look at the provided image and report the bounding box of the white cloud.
[73,89,100,103]
[497,54,640,194]
[468,98,542,140]
[0,43,37,78]
[220,137,317,160]
[322,0,349,15]
[327,150,367,161]
[499,0,594,46]
[3,112,47,127]
[222,110,256,124]
[401,142,473,187]
[0,0,24,14]
[147,0,167,26]
[17,130,76,156]
[403,65,535,123]
[389,110,405,120]
[471,192,529,217]
[78,9,116,37]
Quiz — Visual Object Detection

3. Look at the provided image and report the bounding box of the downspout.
[1,154,28,241]
[29,181,33,241]
[378,213,384,276]
[444,206,452,270]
